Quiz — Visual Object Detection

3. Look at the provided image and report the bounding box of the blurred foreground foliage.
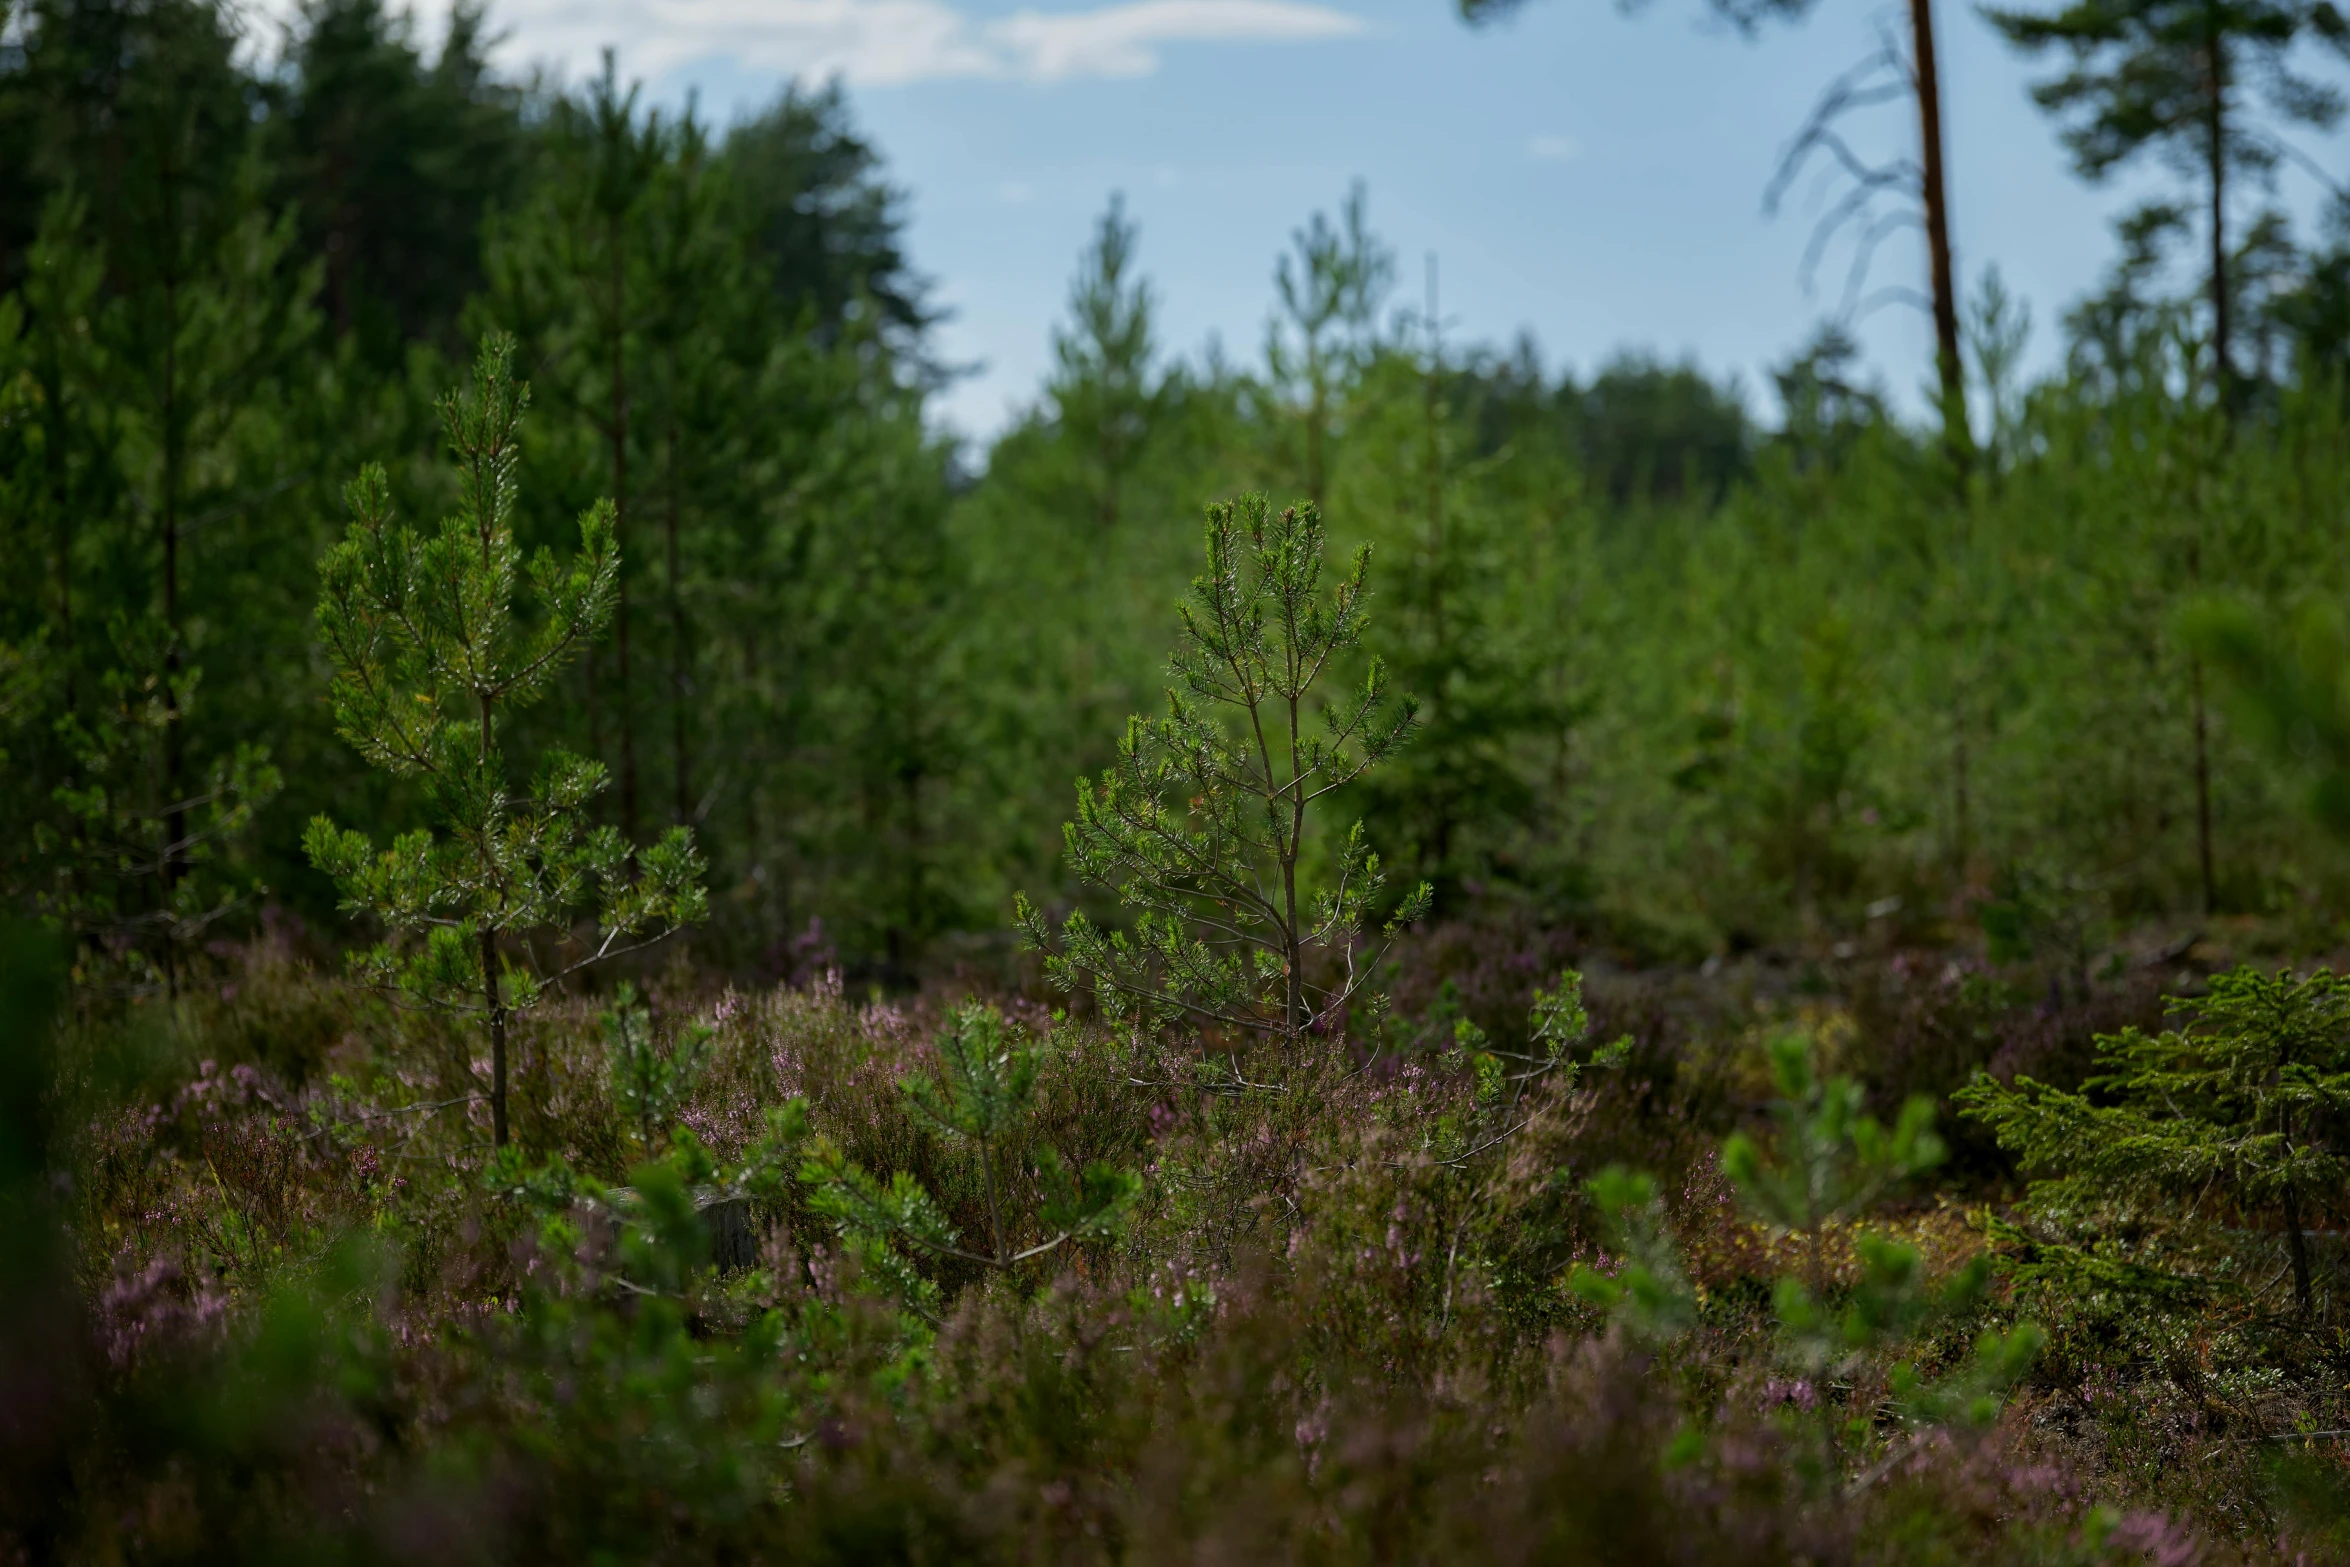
[15,915,2350,1560]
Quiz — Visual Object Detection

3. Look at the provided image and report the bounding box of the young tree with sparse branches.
[1049,193,1161,529]
[304,335,706,1148]
[1266,183,1392,509]
[1018,493,1429,1058]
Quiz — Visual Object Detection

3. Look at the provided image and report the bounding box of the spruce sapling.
[1960,965,2350,1318]
[304,335,707,1148]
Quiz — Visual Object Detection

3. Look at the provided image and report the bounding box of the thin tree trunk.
[901,757,924,978]
[474,486,511,1146]
[666,412,690,823]
[1952,708,1970,888]
[1424,256,1445,648]
[39,315,75,717]
[1907,0,1970,462]
[1423,255,1453,876]
[158,221,188,991]
[1285,694,1307,1035]
[1307,371,1328,510]
[2207,18,2232,400]
[585,646,603,787]
[2192,654,2216,915]
[326,147,352,337]
[978,1133,1006,1263]
[1099,421,1122,529]
[2283,1176,2313,1318]
[742,625,762,869]
[610,229,638,843]
[482,923,509,1146]
[161,259,186,901]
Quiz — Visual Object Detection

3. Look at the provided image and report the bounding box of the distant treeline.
[4,0,2349,988]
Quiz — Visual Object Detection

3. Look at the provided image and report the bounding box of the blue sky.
[347,0,2350,445]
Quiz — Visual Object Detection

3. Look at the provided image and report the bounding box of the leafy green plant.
[303,336,707,1147]
[800,1002,1138,1316]
[1960,965,2350,1317]
[1017,493,1429,1057]
[1429,969,1630,1162]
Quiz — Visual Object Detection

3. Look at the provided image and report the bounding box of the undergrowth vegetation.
[9,449,2350,1560]
[15,916,2350,1561]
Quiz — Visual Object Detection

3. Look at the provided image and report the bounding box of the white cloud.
[987,0,1363,81]
[1528,133,1577,161]
[325,0,1366,89]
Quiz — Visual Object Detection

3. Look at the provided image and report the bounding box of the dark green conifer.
[1961,965,2350,1318]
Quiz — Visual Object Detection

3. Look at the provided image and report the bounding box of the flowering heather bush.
[6,913,2350,1562]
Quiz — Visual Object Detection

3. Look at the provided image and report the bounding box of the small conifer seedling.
[305,335,707,1148]
[1018,493,1430,1059]
[801,1002,1139,1316]
[1576,1033,2041,1454]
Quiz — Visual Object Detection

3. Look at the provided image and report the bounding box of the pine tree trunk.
[161,261,187,906]
[666,413,690,824]
[477,535,510,1146]
[978,1133,1006,1264]
[2206,17,2232,400]
[901,759,924,978]
[1284,694,1308,1036]
[1951,706,1970,888]
[610,231,638,843]
[482,921,509,1147]
[741,626,763,876]
[2193,654,2216,914]
[1307,368,1328,510]
[1907,0,1970,461]
[44,349,73,717]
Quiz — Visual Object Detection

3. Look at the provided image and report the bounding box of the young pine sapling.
[1018,493,1429,1061]
[1575,1032,2041,1456]
[800,1002,1139,1317]
[305,336,707,1148]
